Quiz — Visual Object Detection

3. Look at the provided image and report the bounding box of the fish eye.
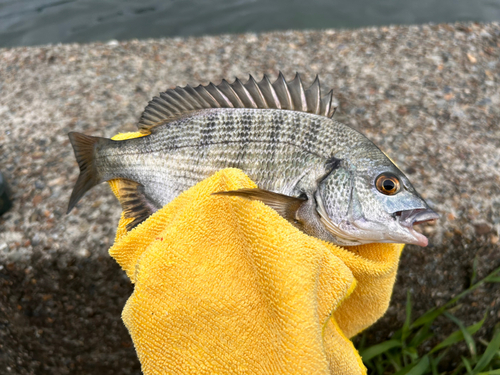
[375,173,400,195]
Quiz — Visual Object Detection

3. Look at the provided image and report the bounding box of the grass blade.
[413,266,500,330]
[472,324,500,374]
[394,362,418,375]
[411,307,446,329]
[430,355,440,375]
[403,347,419,362]
[462,356,473,374]
[360,339,402,361]
[403,291,412,341]
[386,351,403,372]
[356,264,500,374]
[406,355,430,375]
[393,356,430,375]
[375,356,385,375]
[430,315,486,354]
[444,312,478,358]
[409,324,434,348]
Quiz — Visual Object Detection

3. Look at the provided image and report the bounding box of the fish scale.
[67,72,438,246]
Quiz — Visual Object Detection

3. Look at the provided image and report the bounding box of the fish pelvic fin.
[114,179,158,231]
[213,188,306,227]
[67,132,107,214]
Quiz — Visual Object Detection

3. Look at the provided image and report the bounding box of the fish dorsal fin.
[137,72,336,132]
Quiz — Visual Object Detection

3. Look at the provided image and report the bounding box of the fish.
[67,72,438,246]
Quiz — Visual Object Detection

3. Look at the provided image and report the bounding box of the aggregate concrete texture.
[0,23,499,373]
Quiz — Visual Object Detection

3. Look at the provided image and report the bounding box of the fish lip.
[395,208,439,247]
[396,208,440,226]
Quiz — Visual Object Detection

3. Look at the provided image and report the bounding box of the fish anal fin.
[213,188,306,225]
[115,179,158,231]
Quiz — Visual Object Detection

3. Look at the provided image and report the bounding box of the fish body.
[98,108,357,207]
[68,73,438,246]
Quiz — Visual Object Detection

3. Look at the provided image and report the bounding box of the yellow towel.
[108,132,404,375]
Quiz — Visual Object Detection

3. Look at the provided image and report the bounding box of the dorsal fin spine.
[194,85,221,108]
[272,72,292,110]
[259,74,280,109]
[327,90,336,118]
[305,75,321,114]
[159,93,183,113]
[206,83,233,108]
[231,78,258,108]
[151,97,177,114]
[174,87,201,109]
[287,72,307,112]
[174,87,200,108]
[167,89,195,110]
[320,90,333,117]
[154,96,175,110]
[148,102,171,117]
[141,108,162,122]
[163,91,189,112]
[184,85,210,108]
[218,79,245,107]
[244,75,267,108]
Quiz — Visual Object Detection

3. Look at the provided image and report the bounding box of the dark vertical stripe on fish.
[201,111,218,146]
[306,116,320,154]
[269,111,283,163]
[237,111,252,167]
[196,111,218,167]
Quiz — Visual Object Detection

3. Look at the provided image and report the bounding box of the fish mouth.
[394,208,439,246]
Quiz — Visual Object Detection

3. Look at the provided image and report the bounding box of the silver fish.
[67,72,438,246]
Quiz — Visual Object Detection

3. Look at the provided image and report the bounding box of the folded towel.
[108,132,404,375]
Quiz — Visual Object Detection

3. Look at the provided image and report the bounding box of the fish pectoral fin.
[115,179,158,231]
[213,188,306,225]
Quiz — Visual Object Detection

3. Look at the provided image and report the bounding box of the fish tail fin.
[67,132,107,214]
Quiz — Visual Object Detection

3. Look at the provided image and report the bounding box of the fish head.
[316,148,438,246]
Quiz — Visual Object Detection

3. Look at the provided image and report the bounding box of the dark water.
[1,0,500,47]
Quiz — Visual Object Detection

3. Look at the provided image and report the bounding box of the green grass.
[356,264,500,374]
